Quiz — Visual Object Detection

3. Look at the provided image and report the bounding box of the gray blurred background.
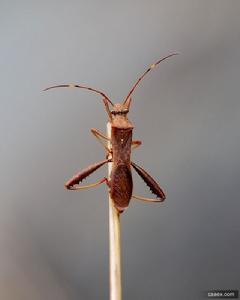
[1,1,240,299]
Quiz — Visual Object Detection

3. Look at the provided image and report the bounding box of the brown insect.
[44,54,178,213]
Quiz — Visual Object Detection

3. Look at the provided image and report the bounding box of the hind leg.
[131,161,165,202]
[65,159,110,190]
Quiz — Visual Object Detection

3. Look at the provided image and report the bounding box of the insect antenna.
[123,53,178,105]
[44,84,114,106]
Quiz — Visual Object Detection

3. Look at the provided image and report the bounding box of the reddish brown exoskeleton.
[44,54,178,213]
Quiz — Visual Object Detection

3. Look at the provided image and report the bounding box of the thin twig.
[107,122,122,300]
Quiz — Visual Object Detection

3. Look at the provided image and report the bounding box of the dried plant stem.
[107,122,122,300]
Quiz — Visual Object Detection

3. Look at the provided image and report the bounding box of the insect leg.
[69,177,109,191]
[65,159,110,190]
[131,161,166,202]
[91,128,111,153]
[131,140,142,150]
[132,194,163,202]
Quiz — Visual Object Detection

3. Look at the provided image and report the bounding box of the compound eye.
[111,111,117,115]
[122,109,129,113]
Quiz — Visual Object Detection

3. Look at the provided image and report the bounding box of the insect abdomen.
[110,163,133,212]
